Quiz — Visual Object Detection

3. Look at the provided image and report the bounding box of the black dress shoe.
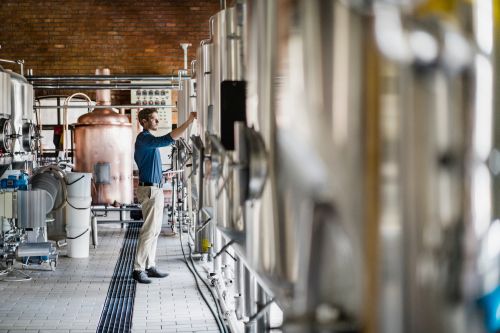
[132,270,152,284]
[146,267,169,278]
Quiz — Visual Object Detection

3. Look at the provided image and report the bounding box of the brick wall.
[0,0,221,103]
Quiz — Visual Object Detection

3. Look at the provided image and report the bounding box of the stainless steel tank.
[243,0,365,328]
[178,78,197,141]
[8,70,34,169]
[178,79,190,133]
[192,39,215,255]
[0,65,11,119]
[74,69,133,205]
[0,65,12,168]
[16,189,52,229]
[372,1,499,333]
[244,0,298,303]
[199,41,213,139]
[207,6,247,244]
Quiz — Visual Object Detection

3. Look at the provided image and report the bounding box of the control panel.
[131,83,174,171]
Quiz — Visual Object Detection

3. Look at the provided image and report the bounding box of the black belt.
[138,182,162,188]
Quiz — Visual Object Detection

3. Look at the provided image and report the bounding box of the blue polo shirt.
[134,130,175,184]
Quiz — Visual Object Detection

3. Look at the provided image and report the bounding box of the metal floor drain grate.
[97,223,141,333]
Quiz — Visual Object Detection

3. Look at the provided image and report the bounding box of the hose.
[179,223,228,333]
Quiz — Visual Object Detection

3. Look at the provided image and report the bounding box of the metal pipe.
[245,299,274,326]
[180,43,192,70]
[32,84,179,90]
[179,137,193,154]
[91,207,141,212]
[0,58,24,75]
[34,104,176,109]
[91,216,98,249]
[27,75,188,81]
[191,60,197,77]
[208,134,230,157]
[96,220,143,224]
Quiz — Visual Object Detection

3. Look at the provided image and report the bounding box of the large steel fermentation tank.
[0,65,12,170]
[371,1,500,333]
[8,70,35,170]
[178,77,197,184]
[177,78,197,142]
[209,6,247,244]
[244,0,367,329]
[73,69,132,205]
[192,39,214,254]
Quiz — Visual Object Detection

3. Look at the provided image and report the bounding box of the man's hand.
[170,112,198,140]
[188,112,197,123]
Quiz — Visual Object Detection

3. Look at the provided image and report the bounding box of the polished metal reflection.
[373,1,498,333]
[0,65,11,118]
[16,189,51,229]
[9,70,34,165]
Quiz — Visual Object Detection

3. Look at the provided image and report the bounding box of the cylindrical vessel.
[0,65,11,119]
[244,0,365,327]
[177,79,189,130]
[245,0,296,298]
[30,171,63,212]
[178,78,197,140]
[199,42,213,138]
[210,6,247,243]
[74,108,132,204]
[16,242,52,258]
[0,66,13,166]
[211,11,224,137]
[8,70,34,166]
[65,172,92,258]
[16,189,52,229]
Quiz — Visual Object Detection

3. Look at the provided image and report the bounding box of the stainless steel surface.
[208,5,247,246]
[197,42,213,140]
[178,78,197,141]
[178,1,500,332]
[243,0,367,327]
[0,58,24,76]
[32,84,179,90]
[16,190,51,229]
[0,65,11,119]
[178,79,189,126]
[15,242,52,257]
[245,0,296,303]
[30,170,64,212]
[0,118,13,154]
[8,70,34,165]
[373,2,498,333]
[27,74,188,81]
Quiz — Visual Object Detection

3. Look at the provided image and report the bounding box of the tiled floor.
[0,212,220,333]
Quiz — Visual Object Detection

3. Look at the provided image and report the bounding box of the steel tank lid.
[76,108,131,126]
[6,69,28,83]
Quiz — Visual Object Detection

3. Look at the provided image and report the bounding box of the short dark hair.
[138,108,158,125]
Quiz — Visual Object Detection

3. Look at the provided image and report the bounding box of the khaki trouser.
[134,186,164,271]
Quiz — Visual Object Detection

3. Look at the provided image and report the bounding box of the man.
[132,107,196,284]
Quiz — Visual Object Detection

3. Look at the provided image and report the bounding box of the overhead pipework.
[26,74,189,90]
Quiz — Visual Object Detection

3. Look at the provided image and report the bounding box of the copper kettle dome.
[76,68,130,126]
